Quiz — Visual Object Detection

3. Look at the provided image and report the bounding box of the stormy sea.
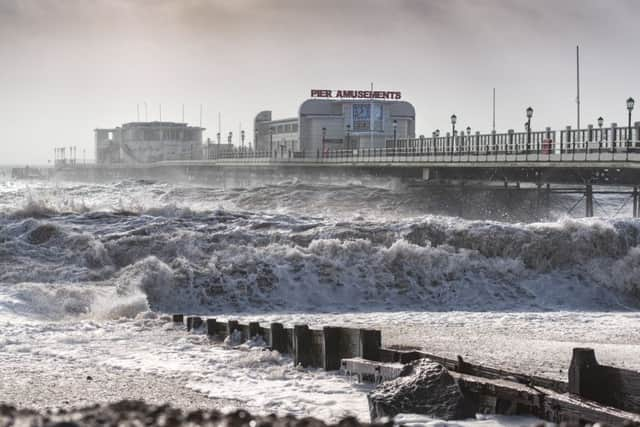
[1,171,639,424]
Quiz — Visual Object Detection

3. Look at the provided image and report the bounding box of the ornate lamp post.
[254,129,258,152]
[450,114,457,156]
[346,124,351,150]
[627,97,635,159]
[598,116,604,159]
[270,127,274,157]
[322,127,326,157]
[526,106,533,160]
[393,120,397,154]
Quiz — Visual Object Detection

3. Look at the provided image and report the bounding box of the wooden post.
[569,348,602,402]
[360,329,382,361]
[227,320,239,338]
[206,318,217,336]
[186,316,194,331]
[269,322,287,354]
[293,324,312,367]
[248,321,260,338]
[322,326,341,370]
[172,314,184,324]
[190,316,203,331]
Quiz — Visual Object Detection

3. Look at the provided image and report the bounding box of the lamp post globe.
[526,106,533,119]
[627,97,635,112]
[450,114,457,133]
[598,117,604,128]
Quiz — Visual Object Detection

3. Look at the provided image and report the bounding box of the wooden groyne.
[173,314,640,425]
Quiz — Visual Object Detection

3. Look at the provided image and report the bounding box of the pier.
[53,123,640,217]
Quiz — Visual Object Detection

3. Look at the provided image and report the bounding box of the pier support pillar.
[633,186,639,218]
[585,184,594,217]
[422,168,430,181]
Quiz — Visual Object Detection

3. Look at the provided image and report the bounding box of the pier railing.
[207,124,640,164]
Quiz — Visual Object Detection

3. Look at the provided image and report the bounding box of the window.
[352,103,383,132]
[352,104,370,132]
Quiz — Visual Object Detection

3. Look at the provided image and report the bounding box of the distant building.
[254,98,415,155]
[95,122,205,164]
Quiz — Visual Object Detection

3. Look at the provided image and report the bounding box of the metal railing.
[56,125,640,169]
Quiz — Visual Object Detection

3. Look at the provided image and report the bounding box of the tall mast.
[576,45,581,132]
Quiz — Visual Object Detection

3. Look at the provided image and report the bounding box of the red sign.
[311,89,401,100]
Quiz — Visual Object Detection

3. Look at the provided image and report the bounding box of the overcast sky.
[1,0,639,164]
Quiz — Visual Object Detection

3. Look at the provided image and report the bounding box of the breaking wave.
[1,193,640,319]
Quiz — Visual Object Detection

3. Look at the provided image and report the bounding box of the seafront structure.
[254,91,416,155]
[95,121,205,164]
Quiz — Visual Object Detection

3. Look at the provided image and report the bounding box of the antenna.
[492,88,496,131]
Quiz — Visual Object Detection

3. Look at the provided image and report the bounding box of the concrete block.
[360,329,382,361]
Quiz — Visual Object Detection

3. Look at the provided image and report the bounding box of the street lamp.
[346,124,351,150]
[393,120,397,154]
[322,127,326,157]
[254,129,258,152]
[627,97,635,153]
[435,129,440,155]
[270,127,274,157]
[526,107,533,158]
[598,117,604,158]
[450,114,457,156]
